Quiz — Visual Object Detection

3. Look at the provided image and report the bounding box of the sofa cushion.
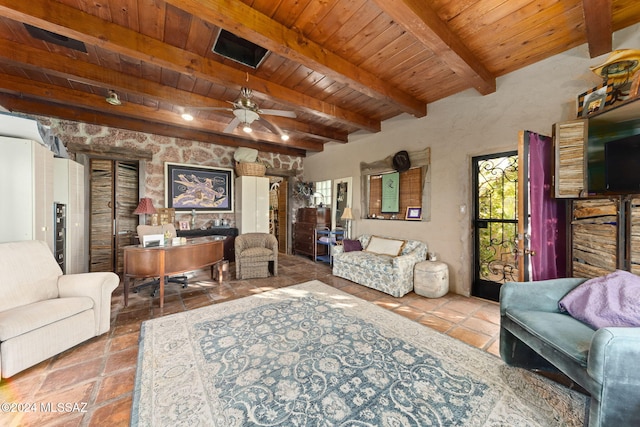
[505,309,595,367]
[335,251,394,272]
[239,247,274,262]
[0,241,62,312]
[559,269,640,329]
[0,297,94,341]
[364,236,405,256]
[343,239,363,252]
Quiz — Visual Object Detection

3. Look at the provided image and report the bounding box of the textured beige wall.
[303,24,640,296]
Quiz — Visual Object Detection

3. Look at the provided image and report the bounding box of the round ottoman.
[414,261,449,298]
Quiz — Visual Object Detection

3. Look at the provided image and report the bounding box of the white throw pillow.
[365,236,406,256]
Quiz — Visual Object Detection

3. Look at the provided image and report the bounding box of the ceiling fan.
[188,87,296,140]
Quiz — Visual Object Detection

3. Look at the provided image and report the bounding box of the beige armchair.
[0,240,119,378]
[235,233,278,279]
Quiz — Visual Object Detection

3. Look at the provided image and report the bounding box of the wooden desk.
[123,236,224,308]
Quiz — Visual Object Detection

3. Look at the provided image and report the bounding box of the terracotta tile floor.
[0,254,501,427]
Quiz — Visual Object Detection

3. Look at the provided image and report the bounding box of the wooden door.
[553,120,588,198]
[471,151,519,301]
[115,162,138,272]
[89,159,138,273]
[90,159,115,272]
[571,197,619,278]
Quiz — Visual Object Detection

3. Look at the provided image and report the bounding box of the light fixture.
[181,113,194,121]
[133,197,157,225]
[341,207,354,239]
[242,123,253,133]
[105,90,122,106]
[281,133,290,141]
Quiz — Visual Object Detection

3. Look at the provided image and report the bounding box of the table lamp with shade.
[341,207,353,239]
[133,197,157,225]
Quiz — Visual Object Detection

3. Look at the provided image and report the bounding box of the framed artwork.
[165,162,234,212]
[405,206,422,220]
[178,221,190,230]
[577,83,614,117]
[381,172,400,213]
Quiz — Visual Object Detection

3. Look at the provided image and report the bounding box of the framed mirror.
[332,177,352,229]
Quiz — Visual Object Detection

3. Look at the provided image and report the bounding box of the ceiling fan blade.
[191,106,233,112]
[223,117,241,134]
[259,109,297,118]
[257,117,279,135]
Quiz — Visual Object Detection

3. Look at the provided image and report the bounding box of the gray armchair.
[235,233,278,279]
[500,278,640,427]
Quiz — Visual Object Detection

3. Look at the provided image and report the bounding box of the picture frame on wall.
[381,172,400,213]
[577,83,614,117]
[165,162,234,212]
[405,206,422,220]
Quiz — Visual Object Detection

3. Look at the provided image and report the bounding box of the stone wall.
[38,117,304,227]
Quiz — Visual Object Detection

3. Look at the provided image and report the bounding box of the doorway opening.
[472,152,519,301]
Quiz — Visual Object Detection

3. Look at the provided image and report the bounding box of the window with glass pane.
[314,180,332,208]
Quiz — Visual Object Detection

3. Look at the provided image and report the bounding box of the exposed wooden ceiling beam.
[582,0,612,58]
[0,93,308,157]
[370,0,496,95]
[163,0,427,118]
[0,37,348,143]
[0,0,381,133]
[0,72,325,152]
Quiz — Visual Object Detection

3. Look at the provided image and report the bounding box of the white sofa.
[332,234,427,297]
[0,240,119,378]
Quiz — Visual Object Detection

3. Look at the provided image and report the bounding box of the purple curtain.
[529,132,566,280]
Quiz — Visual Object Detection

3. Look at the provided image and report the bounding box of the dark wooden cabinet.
[293,207,331,258]
[177,227,238,262]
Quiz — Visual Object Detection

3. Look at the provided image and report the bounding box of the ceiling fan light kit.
[188,87,296,140]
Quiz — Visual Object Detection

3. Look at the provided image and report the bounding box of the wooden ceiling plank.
[0,72,325,152]
[0,50,345,143]
[162,0,426,117]
[0,0,378,132]
[306,0,368,46]
[163,3,193,49]
[41,104,306,157]
[369,0,496,96]
[110,0,140,31]
[136,0,165,40]
[185,17,218,58]
[582,0,612,58]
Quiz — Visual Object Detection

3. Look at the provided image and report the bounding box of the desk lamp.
[133,197,157,225]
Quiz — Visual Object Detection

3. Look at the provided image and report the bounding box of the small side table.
[414,260,449,298]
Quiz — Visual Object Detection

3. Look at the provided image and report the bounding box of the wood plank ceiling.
[0,0,638,157]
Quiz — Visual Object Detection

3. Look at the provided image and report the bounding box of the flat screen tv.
[605,133,640,193]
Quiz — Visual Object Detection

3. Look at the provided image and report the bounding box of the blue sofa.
[500,278,640,427]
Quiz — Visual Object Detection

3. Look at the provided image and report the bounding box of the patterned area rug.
[131,280,587,426]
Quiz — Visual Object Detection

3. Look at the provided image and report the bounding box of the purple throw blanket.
[559,270,640,329]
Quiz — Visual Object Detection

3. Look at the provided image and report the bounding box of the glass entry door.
[472,152,519,301]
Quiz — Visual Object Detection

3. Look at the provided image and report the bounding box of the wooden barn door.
[89,159,138,273]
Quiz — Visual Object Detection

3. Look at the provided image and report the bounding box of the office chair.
[134,224,188,296]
